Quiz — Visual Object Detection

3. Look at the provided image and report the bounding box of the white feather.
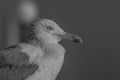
[19,42,65,80]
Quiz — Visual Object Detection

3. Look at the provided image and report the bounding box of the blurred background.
[0,0,119,80]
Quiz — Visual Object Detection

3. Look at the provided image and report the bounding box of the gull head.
[33,19,83,44]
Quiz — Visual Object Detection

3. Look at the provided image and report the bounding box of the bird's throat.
[42,43,65,59]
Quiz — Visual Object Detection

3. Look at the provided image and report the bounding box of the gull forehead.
[35,19,64,33]
[40,19,59,27]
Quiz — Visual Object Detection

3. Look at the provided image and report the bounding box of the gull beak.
[59,32,83,43]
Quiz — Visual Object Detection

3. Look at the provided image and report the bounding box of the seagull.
[0,18,82,80]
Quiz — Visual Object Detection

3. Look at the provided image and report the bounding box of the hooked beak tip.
[61,32,83,44]
[73,37,83,43]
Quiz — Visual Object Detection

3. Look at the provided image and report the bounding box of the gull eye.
[46,26,54,30]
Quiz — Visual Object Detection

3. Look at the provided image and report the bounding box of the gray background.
[0,0,119,80]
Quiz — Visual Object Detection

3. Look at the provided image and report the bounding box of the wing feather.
[0,44,40,80]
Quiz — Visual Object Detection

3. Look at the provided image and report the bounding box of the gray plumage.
[0,18,82,80]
